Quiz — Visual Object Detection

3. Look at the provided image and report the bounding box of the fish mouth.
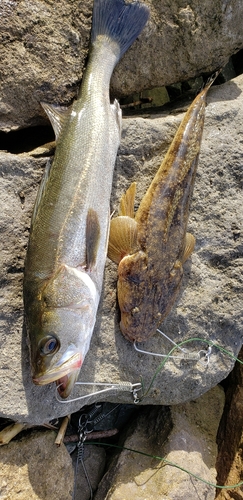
[56,370,80,399]
[33,351,82,387]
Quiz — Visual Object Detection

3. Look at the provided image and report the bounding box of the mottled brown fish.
[108,75,217,342]
[23,0,149,398]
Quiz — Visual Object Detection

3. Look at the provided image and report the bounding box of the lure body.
[23,0,149,397]
[108,77,216,342]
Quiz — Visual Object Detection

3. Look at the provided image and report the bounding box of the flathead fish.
[108,75,217,342]
[23,0,149,397]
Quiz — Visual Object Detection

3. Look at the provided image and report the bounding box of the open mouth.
[56,370,80,398]
[33,351,82,388]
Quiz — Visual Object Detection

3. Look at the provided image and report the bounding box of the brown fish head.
[117,248,186,343]
[117,250,150,342]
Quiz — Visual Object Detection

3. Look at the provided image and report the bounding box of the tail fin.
[91,0,149,60]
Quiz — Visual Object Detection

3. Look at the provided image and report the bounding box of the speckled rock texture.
[0,75,242,424]
[94,385,225,500]
[1,0,243,130]
[0,431,73,499]
[0,0,93,131]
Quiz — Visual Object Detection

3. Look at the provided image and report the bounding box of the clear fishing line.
[85,441,243,491]
[140,335,243,400]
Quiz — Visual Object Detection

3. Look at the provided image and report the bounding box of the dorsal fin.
[41,102,71,141]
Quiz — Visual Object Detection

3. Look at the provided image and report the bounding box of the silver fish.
[23,0,149,398]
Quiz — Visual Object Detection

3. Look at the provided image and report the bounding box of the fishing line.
[64,335,242,493]
[56,381,142,404]
[72,403,123,500]
[55,336,242,404]
[140,334,243,401]
[134,335,210,364]
[84,441,243,491]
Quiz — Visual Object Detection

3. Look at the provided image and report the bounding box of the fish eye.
[39,335,60,356]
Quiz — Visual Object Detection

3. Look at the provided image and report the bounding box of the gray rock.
[94,385,225,500]
[0,430,73,499]
[0,75,242,424]
[1,0,243,130]
[0,0,93,131]
[71,445,106,500]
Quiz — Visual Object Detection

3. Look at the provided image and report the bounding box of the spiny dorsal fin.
[41,102,71,141]
[119,182,137,217]
[86,208,101,269]
[182,232,196,264]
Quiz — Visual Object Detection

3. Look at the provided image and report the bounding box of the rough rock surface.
[0,430,73,499]
[0,0,93,131]
[216,347,243,499]
[94,385,225,499]
[0,75,242,424]
[1,0,243,130]
[71,445,106,500]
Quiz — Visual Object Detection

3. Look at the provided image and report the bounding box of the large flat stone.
[0,431,73,499]
[1,0,243,130]
[0,76,242,424]
[94,385,225,499]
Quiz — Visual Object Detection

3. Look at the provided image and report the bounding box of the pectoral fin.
[108,216,138,264]
[182,232,196,264]
[86,208,101,269]
[108,183,138,264]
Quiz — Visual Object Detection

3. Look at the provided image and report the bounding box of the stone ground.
[0,74,242,423]
[0,1,242,496]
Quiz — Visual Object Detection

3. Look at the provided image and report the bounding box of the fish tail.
[91,0,149,61]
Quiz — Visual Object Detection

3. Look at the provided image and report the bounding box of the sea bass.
[23,0,149,398]
[108,76,217,342]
